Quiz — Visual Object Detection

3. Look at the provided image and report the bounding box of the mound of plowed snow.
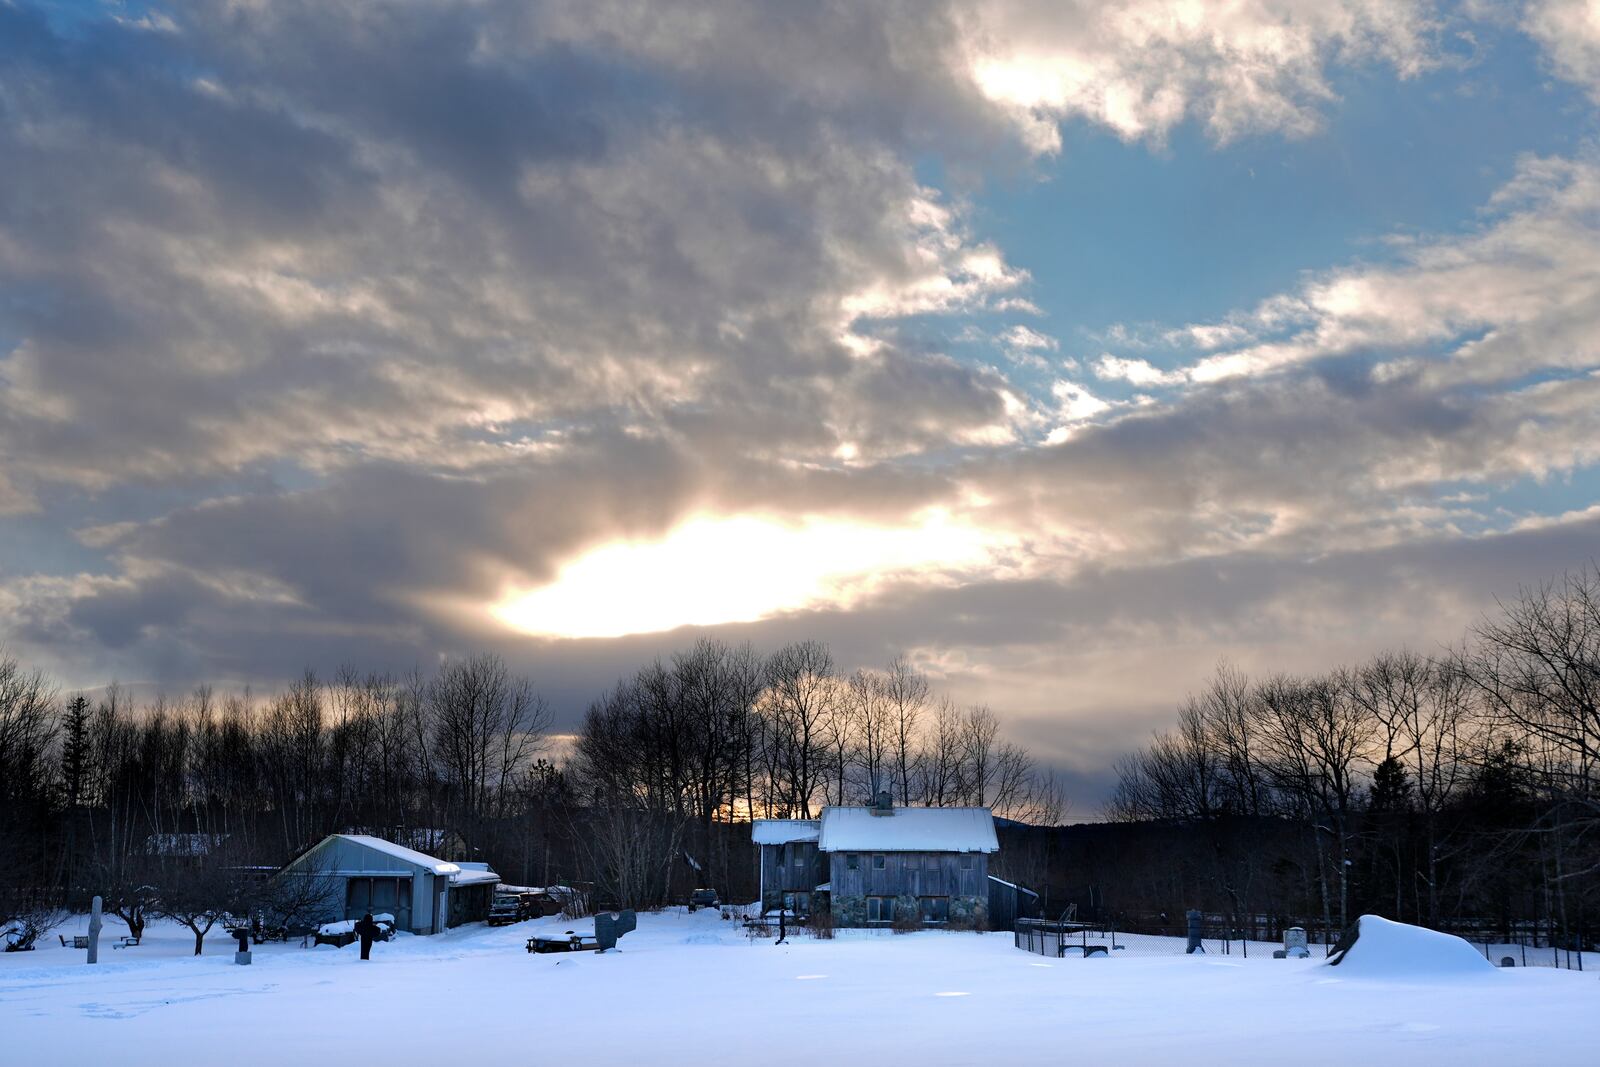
[1326,915,1493,977]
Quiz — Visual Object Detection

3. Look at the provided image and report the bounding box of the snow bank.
[318,914,393,936]
[1326,915,1494,977]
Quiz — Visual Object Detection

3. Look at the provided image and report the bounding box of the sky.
[4,0,1600,813]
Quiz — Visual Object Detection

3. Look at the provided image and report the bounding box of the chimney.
[870,790,893,815]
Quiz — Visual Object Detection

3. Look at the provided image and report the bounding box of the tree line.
[1095,565,1600,946]
[0,637,1061,947]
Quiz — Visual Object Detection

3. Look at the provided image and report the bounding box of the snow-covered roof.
[451,867,501,887]
[335,834,461,875]
[817,806,998,853]
[751,819,820,845]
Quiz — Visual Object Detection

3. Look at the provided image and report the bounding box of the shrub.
[891,895,921,934]
[948,896,989,933]
[2,895,66,952]
[809,908,836,939]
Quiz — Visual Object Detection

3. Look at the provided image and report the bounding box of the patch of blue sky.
[0,461,324,579]
[953,24,1593,375]
[1411,464,1600,535]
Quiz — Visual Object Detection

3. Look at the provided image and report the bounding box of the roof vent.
[870,790,894,816]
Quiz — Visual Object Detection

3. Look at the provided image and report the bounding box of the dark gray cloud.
[2,1,1599,816]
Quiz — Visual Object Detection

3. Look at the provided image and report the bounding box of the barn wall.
[827,851,988,927]
[759,842,825,912]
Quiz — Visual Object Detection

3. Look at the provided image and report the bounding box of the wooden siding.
[827,851,988,902]
[759,841,826,908]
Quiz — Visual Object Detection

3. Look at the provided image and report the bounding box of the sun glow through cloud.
[492,513,997,639]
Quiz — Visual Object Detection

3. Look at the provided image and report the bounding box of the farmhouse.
[277,833,500,935]
[753,794,999,927]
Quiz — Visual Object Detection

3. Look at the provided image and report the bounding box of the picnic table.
[527,930,599,954]
[58,934,89,950]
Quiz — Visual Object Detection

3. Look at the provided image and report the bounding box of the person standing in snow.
[355,913,380,961]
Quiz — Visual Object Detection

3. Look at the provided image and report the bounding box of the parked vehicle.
[487,894,523,926]
[688,888,719,911]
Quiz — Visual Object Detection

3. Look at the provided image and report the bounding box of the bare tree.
[884,656,929,804]
[428,654,552,845]
[761,642,837,817]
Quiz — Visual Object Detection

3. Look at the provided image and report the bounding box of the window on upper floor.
[872,854,886,870]
[846,854,859,870]
[959,854,974,871]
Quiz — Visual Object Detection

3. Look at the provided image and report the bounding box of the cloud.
[1525,0,1600,101]
[966,0,1441,151]
[1001,325,1059,351]
[1093,354,1184,386]
[1167,154,1600,386]
[1,2,1599,817]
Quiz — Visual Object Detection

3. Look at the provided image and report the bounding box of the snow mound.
[1326,915,1493,977]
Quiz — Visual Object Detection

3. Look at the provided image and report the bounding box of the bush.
[808,908,836,939]
[891,895,922,934]
[949,896,989,933]
[2,895,66,952]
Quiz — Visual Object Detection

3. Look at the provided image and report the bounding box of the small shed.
[277,834,499,935]
[986,875,1040,932]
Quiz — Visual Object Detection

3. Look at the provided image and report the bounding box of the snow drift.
[1326,915,1493,977]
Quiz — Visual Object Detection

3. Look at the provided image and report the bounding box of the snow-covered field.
[2,910,1595,1066]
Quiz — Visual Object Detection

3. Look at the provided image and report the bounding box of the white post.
[87,895,102,964]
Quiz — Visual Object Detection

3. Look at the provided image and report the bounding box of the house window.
[920,897,949,923]
[872,854,886,870]
[782,892,811,917]
[846,854,859,870]
[867,896,895,923]
[925,854,939,870]
[959,854,974,871]
[793,849,805,867]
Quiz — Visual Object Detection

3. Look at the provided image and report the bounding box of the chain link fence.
[1016,914,1595,969]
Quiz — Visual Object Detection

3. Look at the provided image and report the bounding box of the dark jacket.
[355,914,381,943]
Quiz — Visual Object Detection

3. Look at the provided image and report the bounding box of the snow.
[4,912,1596,1066]
[1327,915,1495,977]
[450,869,501,887]
[751,819,819,845]
[818,806,998,852]
[317,914,394,936]
[985,875,1038,898]
[332,834,461,875]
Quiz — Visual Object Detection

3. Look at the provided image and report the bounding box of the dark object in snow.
[526,910,636,954]
[595,910,636,952]
[355,913,381,960]
[1185,910,1204,955]
[314,915,395,948]
[688,888,719,911]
